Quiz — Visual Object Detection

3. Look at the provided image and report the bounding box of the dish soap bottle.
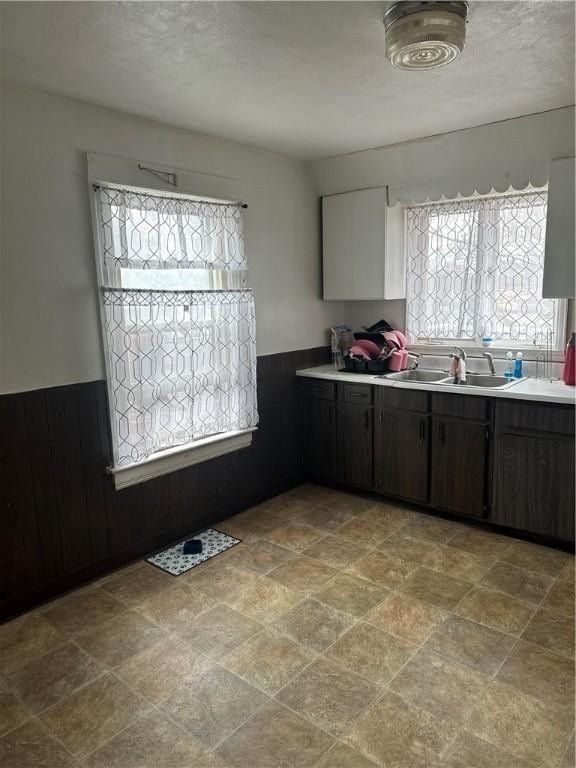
[504,351,514,378]
[514,352,523,379]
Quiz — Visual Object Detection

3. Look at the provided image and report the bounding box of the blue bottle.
[504,351,515,378]
[514,352,523,379]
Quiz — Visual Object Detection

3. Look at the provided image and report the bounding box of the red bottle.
[563,332,576,386]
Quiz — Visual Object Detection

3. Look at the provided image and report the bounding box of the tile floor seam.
[185,672,275,754]
[453,582,539,608]
[98,579,176,607]
[270,603,363,670]
[358,584,560,711]
[262,630,422,748]
[318,629,420,691]
[179,630,259,666]
[0,714,34,741]
[80,662,251,764]
[264,685,365,749]
[366,561,558,643]
[3,645,111,720]
[217,648,320,699]
[31,666,119,723]
[33,635,173,754]
[514,634,576,663]
[485,726,564,768]
[447,564,575,746]
[101,664,243,758]
[27,712,84,763]
[261,692,378,765]
[215,605,380,679]
[264,624,397,740]
[92,629,183,671]
[477,561,557,603]
[333,680,450,766]
[559,729,576,767]
[345,606,472,752]
[331,577,570,695]
[0,632,71,680]
[131,599,220,636]
[446,587,539,642]
[76,709,155,763]
[90,626,296,759]
[216,642,322,708]
[383,632,493,696]
[422,625,516,763]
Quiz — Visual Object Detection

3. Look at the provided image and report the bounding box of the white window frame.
[404,189,569,359]
[87,156,256,489]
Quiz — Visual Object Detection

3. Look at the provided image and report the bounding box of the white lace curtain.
[94,184,258,467]
[405,191,566,347]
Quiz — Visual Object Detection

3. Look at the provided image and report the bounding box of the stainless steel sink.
[380,370,525,390]
[380,369,450,383]
[439,374,524,389]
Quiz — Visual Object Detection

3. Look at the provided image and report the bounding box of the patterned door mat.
[146,528,241,576]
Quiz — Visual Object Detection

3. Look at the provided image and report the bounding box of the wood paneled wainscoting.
[0,347,330,620]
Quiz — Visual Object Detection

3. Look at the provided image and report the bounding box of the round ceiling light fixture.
[384,1,469,70]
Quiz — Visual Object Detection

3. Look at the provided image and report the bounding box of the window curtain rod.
[92,182,248,209]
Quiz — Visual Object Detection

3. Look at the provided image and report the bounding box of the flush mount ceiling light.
[384,1,469,70]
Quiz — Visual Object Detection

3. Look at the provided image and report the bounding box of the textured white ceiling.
[1,1,574,159]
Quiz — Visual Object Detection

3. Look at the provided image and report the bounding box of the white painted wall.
[2,89,574,393]
[312,107,575,197]
[312,107,576,334]
[1,85,344,393]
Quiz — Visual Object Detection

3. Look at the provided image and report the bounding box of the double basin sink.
[380,369,524,390]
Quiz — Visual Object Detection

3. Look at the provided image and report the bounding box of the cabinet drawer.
[339,383,373,405]
[300,379,336,401]
[496,401,575,436]
[432,393,489,421]
[375,387,428,413]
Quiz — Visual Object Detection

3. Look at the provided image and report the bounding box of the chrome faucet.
[406,352,421,370]
[482,352,496,376]
[450,347,467,384]
[453,346,467,363]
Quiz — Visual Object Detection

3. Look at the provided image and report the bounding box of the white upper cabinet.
[322,187,405,301]
[543,157,575,298]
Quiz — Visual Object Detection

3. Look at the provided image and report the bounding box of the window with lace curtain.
[92,184,258,470]
[405,190,567,349]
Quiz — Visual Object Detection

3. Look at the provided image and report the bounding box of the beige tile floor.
[0,484,574,767]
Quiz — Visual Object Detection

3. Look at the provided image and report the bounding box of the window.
[405,190,567,349]
[92,184,258,470]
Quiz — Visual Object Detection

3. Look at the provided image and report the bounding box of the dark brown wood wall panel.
[76,385,111,562]
[45,387,93,572]
[0,396,44,600]
[0,346,329,619]
[22,390,63,581]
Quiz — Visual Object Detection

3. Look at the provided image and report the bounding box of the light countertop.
[296,365,576,406]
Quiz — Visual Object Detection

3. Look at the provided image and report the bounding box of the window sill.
[109,427,257,490]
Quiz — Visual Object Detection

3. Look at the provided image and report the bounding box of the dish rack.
[535,329,559,382]
[341,356,391,374]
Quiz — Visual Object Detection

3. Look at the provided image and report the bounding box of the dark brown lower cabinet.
[430,417,488,518]
[492,431,575,541]
[492,401,575,541]
[302,397,337,482]
[300,379,575,545]
[337,403,373,489]
[374,407,429,503]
